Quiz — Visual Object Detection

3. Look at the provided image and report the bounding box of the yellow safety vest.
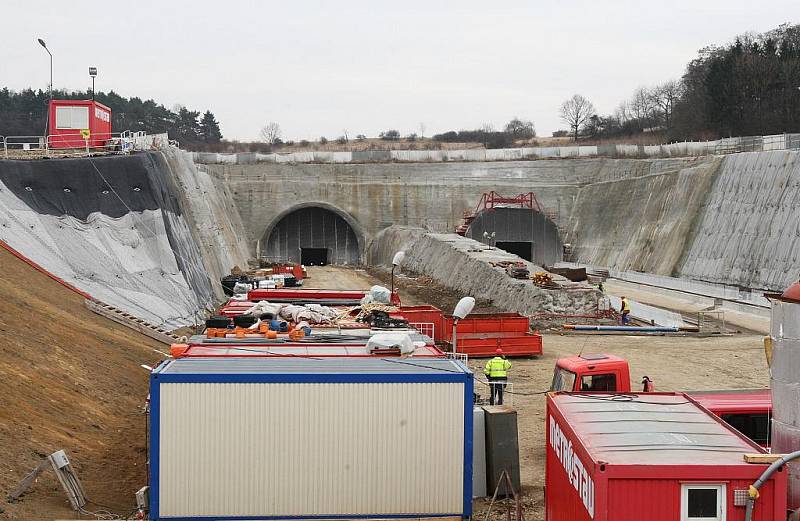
[484,356,512,378]
[621,299,631,312]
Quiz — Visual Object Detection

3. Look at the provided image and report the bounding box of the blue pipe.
[572,325,680,332]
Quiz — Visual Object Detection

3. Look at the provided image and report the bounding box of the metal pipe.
[566,325,680,332]
[452,319,458,354]
[745,450,800,521]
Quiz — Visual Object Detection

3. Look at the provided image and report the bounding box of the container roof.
[174,343,444,358]
[552,393,761,465]
[155,356,470,375]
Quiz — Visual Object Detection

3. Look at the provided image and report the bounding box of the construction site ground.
[1,264,769,520]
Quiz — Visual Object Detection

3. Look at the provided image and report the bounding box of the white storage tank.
[770,281,800,510]
[149,357,473,520]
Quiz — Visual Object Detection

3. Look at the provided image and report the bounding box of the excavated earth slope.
[0,247,166,520]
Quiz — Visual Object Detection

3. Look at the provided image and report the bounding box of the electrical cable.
[564,392,692,405]
[472,375,550,396]
[380,357,465,373]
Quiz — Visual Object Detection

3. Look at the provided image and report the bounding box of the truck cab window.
[550,368,577,392]
[580,373,617,392]
[721,413,770,445]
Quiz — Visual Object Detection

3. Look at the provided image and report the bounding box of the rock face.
[369,226,599,325]
[677,151,800,290]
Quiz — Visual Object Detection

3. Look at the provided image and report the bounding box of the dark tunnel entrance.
[495,241,532,261]
[301,248,329,266]
[466,207,562,266]
[263,206,361,265]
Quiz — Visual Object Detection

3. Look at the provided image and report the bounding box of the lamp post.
[37,38,53,145]
[37,38,52,96]
[451,296,475,354]
[391,251,405,297]
[89,67,97,100]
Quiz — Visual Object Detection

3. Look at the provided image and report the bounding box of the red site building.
[546,392,786,521]
[48,99,112,149]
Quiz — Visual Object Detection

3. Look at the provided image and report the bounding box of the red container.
[441,313,540,357]
[48,99,112,149]
[546,392,786,521]
[396,305,446,340]
[442,313,531,339]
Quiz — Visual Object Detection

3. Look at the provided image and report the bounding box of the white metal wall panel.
[158,382,465,518]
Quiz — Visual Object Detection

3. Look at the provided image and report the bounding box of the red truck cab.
[687,389,772,447]
[550,353,632,392]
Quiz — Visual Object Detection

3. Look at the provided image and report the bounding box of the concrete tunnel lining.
[260,202,366,265]
[465,207,563,266]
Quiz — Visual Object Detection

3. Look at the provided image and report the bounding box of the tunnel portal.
[465,207,562,266]
[262,205,361,265]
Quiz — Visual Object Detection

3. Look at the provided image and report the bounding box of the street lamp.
[37,38,52,97]
[391,251,405,297]
[451,296,475,354]
[37,38,53,143]
[89,67,97,100]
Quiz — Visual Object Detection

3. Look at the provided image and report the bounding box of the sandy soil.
[0,248,168,520]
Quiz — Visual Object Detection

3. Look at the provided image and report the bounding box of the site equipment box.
[546,392,786,521]
[483,406,521,496]
[48,99,112,149]
[149,357,473,520]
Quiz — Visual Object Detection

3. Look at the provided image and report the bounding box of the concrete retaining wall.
[210,157,704,257]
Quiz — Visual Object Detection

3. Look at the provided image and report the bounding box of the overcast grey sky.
[2,1,797,141]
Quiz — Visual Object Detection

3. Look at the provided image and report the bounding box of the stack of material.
[532,271,554,287]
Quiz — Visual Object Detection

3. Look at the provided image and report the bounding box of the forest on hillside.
[571,23,800,141]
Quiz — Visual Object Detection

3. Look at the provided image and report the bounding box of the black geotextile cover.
[0,152,214,315]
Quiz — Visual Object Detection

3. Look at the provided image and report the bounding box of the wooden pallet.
[84,299,179,345]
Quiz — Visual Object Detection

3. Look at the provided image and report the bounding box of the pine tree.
[199,110,222,143]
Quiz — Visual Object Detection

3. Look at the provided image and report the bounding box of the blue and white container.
[149,357,473,520]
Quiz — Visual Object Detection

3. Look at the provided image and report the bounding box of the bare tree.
[504,117,536,139]
[560,94,596,141]
[341,129,349,142]
[259,122,282,145]
[419,122,426,139]
[629,87,658,125]
[649,80,683,128]
[614,101,631,124]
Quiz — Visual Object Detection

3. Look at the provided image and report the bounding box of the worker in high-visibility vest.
[484,349,512,405]
[620,296,631,325]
